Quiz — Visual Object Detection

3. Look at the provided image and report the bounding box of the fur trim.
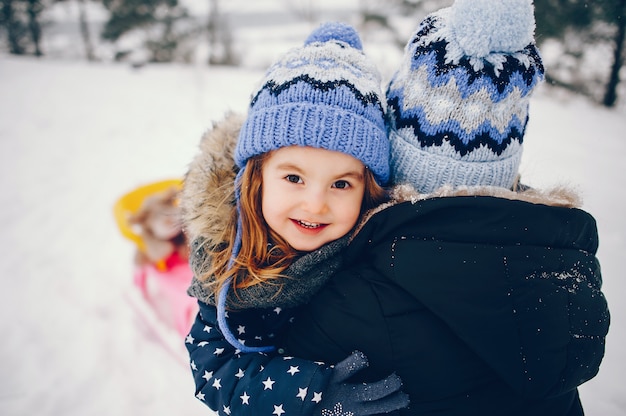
[391,183,582,208]
[180,112,244,246]
[353,183,582,238]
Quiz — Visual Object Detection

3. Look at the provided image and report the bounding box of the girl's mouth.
[296,220,322,229]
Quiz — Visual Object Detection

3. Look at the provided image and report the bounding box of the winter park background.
[1,1,626,415]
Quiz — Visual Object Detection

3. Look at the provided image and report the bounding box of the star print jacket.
[181,114,350,416]
[280,185,610,416]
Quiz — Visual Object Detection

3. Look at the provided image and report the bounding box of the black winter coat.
[280,194,609,416]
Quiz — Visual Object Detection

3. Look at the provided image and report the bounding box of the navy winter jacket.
[186,302,334,415]
[279,194,610,416]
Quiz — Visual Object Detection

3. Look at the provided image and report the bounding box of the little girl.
[182,23,410,416]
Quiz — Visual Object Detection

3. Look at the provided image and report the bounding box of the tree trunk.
[3,0,25,54]
[603,0,626,107]
[77,0,95,61]
[207,0,235,65]
[26,0,43,56]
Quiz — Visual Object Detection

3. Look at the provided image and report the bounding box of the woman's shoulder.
[348,183,597,257]
[358,183,588,229]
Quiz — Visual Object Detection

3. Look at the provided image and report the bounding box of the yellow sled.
[113,178,183,271]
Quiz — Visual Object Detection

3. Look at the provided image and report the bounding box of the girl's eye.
[285,174,302,184]
[332,180,351,189]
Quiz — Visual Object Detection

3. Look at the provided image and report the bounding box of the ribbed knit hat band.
[387,0,544,193]
[236,22,389,185]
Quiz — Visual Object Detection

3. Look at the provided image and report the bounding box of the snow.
[1,45,625,416]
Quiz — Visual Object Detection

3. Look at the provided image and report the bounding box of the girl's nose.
[302,188,328,215]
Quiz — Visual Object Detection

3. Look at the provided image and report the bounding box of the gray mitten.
[317,350,410,416]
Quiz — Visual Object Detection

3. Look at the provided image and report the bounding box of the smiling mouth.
[295,220,324,229]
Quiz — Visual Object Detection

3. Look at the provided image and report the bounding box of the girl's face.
[261,146,366,252]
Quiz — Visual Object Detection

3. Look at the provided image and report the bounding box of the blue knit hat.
[386,0,544,194]
[236,21,389,185]
[218,22,387,354]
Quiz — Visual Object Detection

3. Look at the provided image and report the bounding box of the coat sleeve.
[185,301,334,416]
[390,238,610,399]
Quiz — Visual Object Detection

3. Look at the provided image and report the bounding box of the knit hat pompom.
[451,0,535,58]
[304,21,363,50]
[386,0,544,194]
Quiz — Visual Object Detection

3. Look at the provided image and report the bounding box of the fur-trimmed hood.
[182,113,582,254]
[181,113,244,249]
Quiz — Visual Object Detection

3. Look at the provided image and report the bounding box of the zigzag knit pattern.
[387,6,544,193]
[236,25,389,185]
[387,13,544,158]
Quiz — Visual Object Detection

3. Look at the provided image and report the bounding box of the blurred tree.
[206,0,236,65]
[356,0,451,49]
[55,0,96,61]
[603,0,625,107]
[77,0,95,61]
[25,0,42,55]
[1,0,27,54]
[101,0,190,63]
[535,0,625,107]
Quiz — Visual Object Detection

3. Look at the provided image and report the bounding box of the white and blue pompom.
[304,21,363,50]
[450,0,535,58]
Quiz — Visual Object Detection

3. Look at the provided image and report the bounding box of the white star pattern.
[212,378,222,390]
[297,387,308,401]
[188,306,342,414]
[262,377,275,390]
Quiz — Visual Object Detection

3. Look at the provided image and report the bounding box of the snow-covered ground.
[1,37,625,416]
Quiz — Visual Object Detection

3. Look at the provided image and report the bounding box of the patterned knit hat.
[386,0,544,194]
[236,21,389,185]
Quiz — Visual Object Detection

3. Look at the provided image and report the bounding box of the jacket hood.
[181,112,243,253]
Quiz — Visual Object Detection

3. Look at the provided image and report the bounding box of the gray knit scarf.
[187,235,349,310]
